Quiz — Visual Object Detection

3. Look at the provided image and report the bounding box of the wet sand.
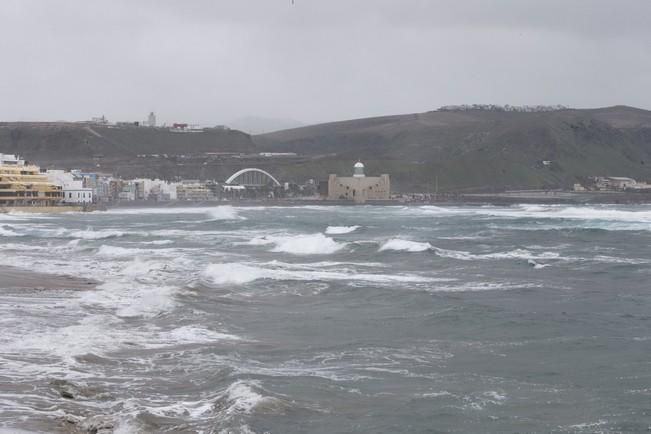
[0,266,95,290]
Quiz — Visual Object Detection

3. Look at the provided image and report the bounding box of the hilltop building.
[327,161,390,203]
[0,154,63,207]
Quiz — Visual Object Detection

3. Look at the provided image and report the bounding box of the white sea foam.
[201,262,440,285]
[96,245,148,258]
[379,239,433,252]
[0,225,22,237]
[66,228,127,240]
[418,205,457,214]
[431,246,563,263]
[222,380,278,415]
[404,204,651,231]
[246,237,276,246]
[7,314,125,361]
[202,263,269,285]
[115,285,177,318]
[248,233,345,255]
[96,244,181,259]
[428,282,542,292]
[475,204,651,223]
[272,233,344,254]
[164,326,243,344]
[419,391,456,398]
[527,259,550,269]
[325,225,360,235]
[206,205,243,221]
[141,239,174,245]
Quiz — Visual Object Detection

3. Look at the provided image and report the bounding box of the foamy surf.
[2,203,650,433]
[325,225,360,235]
[0,226,23,237]
[247,233,345,255]
[379,239,433,252]
[205,205,244,221]
[201,262,442,285]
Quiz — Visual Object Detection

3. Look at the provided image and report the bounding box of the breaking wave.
[96,245,150,258]
[205,205,243,221]
[378,239,565,264]
[65,228,127,240]
[0,225,22,237]
[473,204,651,223]
[325,225,360,235]
[248,233,345,255]
[379,239,433,252]
[219,380,283,415]
[201,262,440,285]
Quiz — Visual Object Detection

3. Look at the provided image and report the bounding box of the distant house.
[573,183,586,192]
[594,176,637,191]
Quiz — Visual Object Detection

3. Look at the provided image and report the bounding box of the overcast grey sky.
[2,0,650,126]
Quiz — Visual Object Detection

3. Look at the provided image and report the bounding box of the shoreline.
[0,266,96,291]
[3,192,651,214]
[103,192,651,209]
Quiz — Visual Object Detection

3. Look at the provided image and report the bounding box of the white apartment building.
[46,170,94,204]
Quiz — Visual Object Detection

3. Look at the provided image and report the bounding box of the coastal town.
[1,150,398,211]
[3,147,651,212]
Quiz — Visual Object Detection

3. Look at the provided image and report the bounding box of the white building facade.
[46,170,94,204]
[327,162,390,203]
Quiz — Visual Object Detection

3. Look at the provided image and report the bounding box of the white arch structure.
[225,168,281,187]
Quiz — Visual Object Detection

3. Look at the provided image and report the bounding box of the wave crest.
[206,205,242,221]
[325,225,360,235]
[201,262,439,285]
[248,233,345,255]
[379,239,433,252]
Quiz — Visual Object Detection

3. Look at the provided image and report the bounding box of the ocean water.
[1,204,651,433]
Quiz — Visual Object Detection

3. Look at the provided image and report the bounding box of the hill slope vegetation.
[255,106,651,191]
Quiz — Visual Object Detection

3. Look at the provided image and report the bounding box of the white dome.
[354,161,364,168]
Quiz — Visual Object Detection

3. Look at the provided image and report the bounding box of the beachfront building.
[593,176,638,191]
[0,155,63,207]
[176,180,214,201]
[327,161,390,203]
[46,170,94,204]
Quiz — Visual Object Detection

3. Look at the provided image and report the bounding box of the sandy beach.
[0,266,95,291]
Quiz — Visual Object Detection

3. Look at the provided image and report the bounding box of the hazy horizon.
[2,0,650,126]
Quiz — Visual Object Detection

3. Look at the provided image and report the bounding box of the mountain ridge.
[253,105,651,191]
[1,106,651,192]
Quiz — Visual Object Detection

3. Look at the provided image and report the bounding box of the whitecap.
[325,225,360,235]
[202,263,269,285]
[201,262,441,285]
[0,225,22,237]
[247,233,345,255]
[220,380,282,415]
[528,259,550,269]
[205,205,243,221]
[141,239,174,245]
[164,325,243,344]
[96,245,148,258]
[379,239,433,252]
[67,228,127,240]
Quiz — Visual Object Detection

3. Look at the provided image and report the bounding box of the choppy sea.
[1,204,651,433]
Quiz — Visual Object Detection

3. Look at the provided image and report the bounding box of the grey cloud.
[1,0,650,127]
